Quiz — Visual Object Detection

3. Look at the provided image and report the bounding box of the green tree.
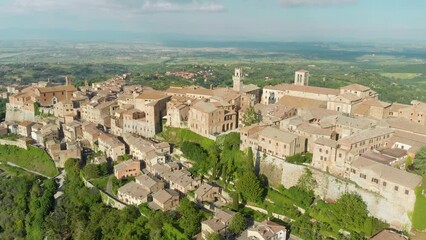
[297,168,317,192]
[413,146,426,175]
[236,171,265,203]
[205,232,222,240]
[242,106,260,127]
[181,141,211,175]
[286,152,313,165]
[177,198,203,237]
[83,164,100,180]
[332,193,369,231]
[229,212,246,234]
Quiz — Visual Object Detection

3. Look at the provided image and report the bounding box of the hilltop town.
[0,67,425,240]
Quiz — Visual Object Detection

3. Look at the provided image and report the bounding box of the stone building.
[311,127,394,177]
[339,84,378,99]
[98,133,125,161]
[201,209,236,239]
[114,160,141,179]
[81,101,119,129]
[262,83,339,105]
[150,189,180,211]
[394,100,426,125]
[352,98,392,120]
[247,220,287,240]
[326,93,363,114]
[131,90,171,138]
[17,121,35,137]
[165,97,191,128]
[35,85,77,107]
[349,156,421,211]
[240,125,305,159]
[294,69,309,86]
[117,181,149,205]
[188,99,237,138]
[6,91,36,122]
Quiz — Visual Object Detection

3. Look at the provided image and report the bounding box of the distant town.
[1,67,425,240]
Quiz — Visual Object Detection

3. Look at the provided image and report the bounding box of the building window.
[405,190,409,195]
[319,148,322,153]
[371,178,379,184]
[359,174,366,179]
[351,169,356,174]
[383,181,387,187]
[394,186,399,191]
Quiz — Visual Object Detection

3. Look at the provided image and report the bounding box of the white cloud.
[278,0,357,7]
[3,0,225,15]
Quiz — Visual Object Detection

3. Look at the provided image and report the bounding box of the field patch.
[380,72,422,80]
[412,187,426,231]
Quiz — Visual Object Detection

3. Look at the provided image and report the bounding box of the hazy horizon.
[0,0,426,44]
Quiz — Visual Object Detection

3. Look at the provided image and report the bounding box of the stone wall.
[5,104,35,122]
[81,174,126,210]
[0,139,28,149]
[258,154,415,231]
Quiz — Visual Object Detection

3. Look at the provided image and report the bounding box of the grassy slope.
[0,145,58,177]
[158,127,215,151]
[412,180,426,230]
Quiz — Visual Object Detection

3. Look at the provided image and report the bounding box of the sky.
[0,0,425,42]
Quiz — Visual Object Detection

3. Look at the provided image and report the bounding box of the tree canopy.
[413,146,426,175]
[236,171,265,203]
[242,106,260,127]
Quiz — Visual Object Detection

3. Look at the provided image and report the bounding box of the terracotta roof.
[195,183,218,197]
[341,84,370,92]
[380,148,407,158]
[296,123,332,136]
[248,220,287,239]
[339,127,394,146]
[314,137,338,148]
[320,115,374,130]
[336,92,362,102]
[301,107,341,121]
[114,160,140,171]
[202,209,236,232]
[118,181,149,199]
[361,151,396,165]
[212,87,240,101]
[37,85,77,93]
[135,174,161,190]
[265,83,339,95]
[191,100,218,113]
[19,121,34,127]
[259,126,298,143]
[166,86,213,96]
[277,96,327,108]
[99,133,124,148]
[242,84,260,93]
[386,117,426,136]
[152,189,179,204]
[352,156,422,189]
[361,98,391,108]
[136,90,168,100]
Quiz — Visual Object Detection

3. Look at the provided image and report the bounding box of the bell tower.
[294,70,309,86]
[233,68,244,93]
[65,75,73,86]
